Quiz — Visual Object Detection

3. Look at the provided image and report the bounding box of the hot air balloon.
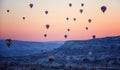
[69,3,72,7]
[48,56,54,63]
[73,18,76,21]
[80,9,83,13]
[45,11,48,15]
[44,34,47,37]
[86,27,88,30]
[101,6,107,13]
[64,34,67,39]
[7,10,10,12]
[23,17,25,20]
[92,35,96,39]
[67,28,70,32]
[81,3,84,7]
[29,3,33,8]
[88,19,92,23]
[66,17,69,20]
[45,24,50,29]
[6,39,12,47]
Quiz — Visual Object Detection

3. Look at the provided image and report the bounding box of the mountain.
[50,36,120,56]
[0,40,64,56]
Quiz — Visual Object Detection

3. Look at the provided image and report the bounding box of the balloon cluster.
[5,2,107,44]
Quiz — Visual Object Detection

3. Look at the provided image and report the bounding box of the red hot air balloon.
[29,3,33,8]
[101,6,107,13]
[80,9,83,14]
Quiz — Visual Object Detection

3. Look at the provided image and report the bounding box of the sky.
[0,0,120,42]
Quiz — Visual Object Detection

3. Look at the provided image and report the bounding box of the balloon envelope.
[88,19,92,23]
[6,39,12,47]
[7,10,10,12]
[46,24,50,29]
[81,3,84,7]
[86,27,88,30]
[73,18,76,21]
[44,34,47,37]
[23,17,25,20]
[67,29,70,32]
[69,3,72,7]
[80,9,83,13]
[45,11,48,14]
[29,3,33,8]
[101,6,107,13]
[66,17,69,20]
[64,35,67,39]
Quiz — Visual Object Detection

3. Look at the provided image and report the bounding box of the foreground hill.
[0,40,64,56]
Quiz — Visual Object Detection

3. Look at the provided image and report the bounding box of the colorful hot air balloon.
[6,39,12,47]
[7,10,10,12]
[81,3,84,7]
[66,17,69,20]
[23,17,25,20]
[64,34,67,39]
[88,19,92,23]
[101,6,107,13]
[69,3,72,7]
[44,34,47,37]
[29,3,33,8]
[73,18,76,21]
[80,9,83,13]
[45,24,50,29]
[45,11,48,15]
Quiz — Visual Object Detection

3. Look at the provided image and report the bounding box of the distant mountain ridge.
[49,36,120,56]
[0,40,64,56]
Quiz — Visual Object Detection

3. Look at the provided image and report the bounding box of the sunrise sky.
[0,0,120,42]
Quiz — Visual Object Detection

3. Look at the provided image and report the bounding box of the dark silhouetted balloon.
[92,35,96,39]
[67,29,70,32]
[48,56,54,63]
[29,3,33,8]
[66,17,69,20]
[7,10,10,12]
[64,34,67,39]
[69,3,72,7]
[45,11,48,15]
[44,34,47,37]
[73,18,76,21]
[6,39,12,47]
[81,3,84,7]
[101,6,107,13]
[46,24,50,29]
[86,27,88,30]
[80,9,83,13]
[23,17,25,20]
[88,19,92,23]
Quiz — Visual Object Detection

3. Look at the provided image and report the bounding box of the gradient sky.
[0,0,120,42]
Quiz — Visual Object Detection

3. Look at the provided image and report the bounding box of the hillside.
[0,40,64,56]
